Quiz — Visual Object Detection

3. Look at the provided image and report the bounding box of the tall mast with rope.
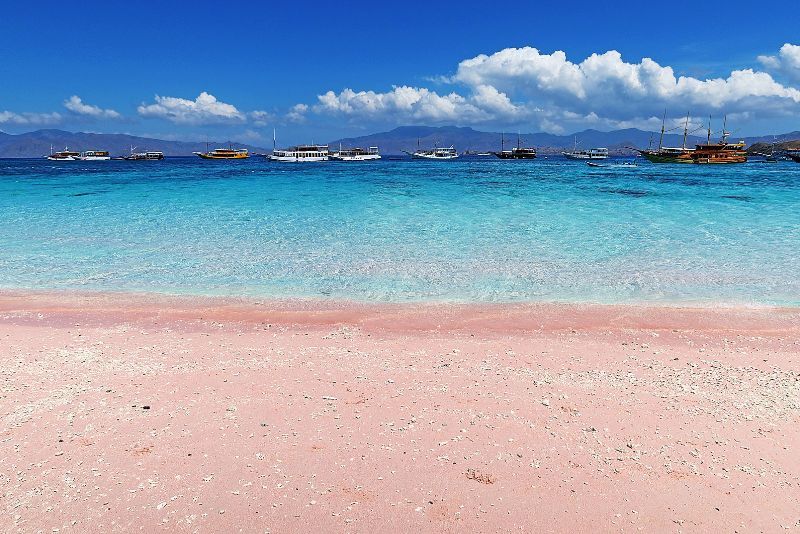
[721,115,729,144]
[682,112,690,150]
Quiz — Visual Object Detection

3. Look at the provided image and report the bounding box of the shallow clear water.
[0,157,798,305]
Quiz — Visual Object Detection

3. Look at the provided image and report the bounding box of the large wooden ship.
[690,116,747,164]
[635,112,695,163]
[494,133,537,159]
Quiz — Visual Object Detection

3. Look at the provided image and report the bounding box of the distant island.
[2,126,799,158]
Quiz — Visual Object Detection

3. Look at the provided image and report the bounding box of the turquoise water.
[0,157,798,305]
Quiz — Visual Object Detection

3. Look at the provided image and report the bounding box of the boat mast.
[273,129,276,152]
[707,116,712,144]
[517,131,521,150]
[682,112,690,150]
[501,132,504,152]
[658,109,666,150]
[721,115,728,144]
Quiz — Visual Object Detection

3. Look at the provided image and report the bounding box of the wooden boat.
[46,147,80,161]
[635,113,695,163]
[494,133,537,159]
[194,146,249,159]
[690,116,747,164]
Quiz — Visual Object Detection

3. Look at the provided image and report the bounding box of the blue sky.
[1,0,799,145]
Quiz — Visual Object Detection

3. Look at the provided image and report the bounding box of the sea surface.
[0,156,798,305]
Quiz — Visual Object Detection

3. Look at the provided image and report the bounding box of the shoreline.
[2,289,799,531]
[2,288,798,334]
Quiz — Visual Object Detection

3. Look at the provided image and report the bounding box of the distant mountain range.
[0,129,269,158]
[330,126,800,155]
[2,126,799,158]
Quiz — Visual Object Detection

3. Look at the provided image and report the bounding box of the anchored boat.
[494,133,537,159]
[268,130,329,162]
[562,137,608,160]
[194,145,249,159]
[46,146,81,161]
[690,116,747,164]
[124,151,164,161]
[269,145,329,162]
[80,150,111,161]
[635,112,696,163]
[329,146,381,161]
[404,140,458,160]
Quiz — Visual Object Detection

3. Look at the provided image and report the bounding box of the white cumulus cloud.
[758,43,800,81]
[286,103,308,123]
[0,110,62,125]
[64,95,121,118]
[294,44,800,131]
[453,47,800,118]
[137,92,245,124]
[313,85,519,123]
[248,110,272,126]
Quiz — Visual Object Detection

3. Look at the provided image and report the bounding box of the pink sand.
[1,291,799,532]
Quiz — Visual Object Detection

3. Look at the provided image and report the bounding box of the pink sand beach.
[1,290,799,532]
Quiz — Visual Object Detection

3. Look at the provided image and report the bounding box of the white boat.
[404,141,458,160]
[329,146,381,161]
[123,145,164,160]
[125,151,164,161]
[80,150,111,161]
[562,137,608,160]
[46,146,81,161]
[268,130,329,162]
[269,144,329,162]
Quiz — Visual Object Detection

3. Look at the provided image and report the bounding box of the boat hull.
[690,142,747,164]
[494,152,536,159]
[563,153,608,160]
[639,151,694,164]
[329,154,381,161]
[412,154,458,160]
[268,155,328,162]
[196,153,249,159]
[692,157,747,164]
[125,154,164,161]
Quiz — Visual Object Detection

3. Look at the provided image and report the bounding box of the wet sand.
[1,291,799,532]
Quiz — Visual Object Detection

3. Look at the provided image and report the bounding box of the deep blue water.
[0,156,798,305]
